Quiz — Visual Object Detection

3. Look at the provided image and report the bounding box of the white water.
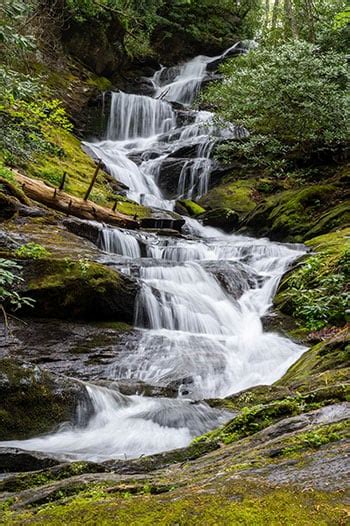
[1,44,307,462]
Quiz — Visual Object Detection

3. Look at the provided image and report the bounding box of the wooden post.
[59,171,67,191]
[112,199,118,212]
[66,199,72,215]
[84,160,102,201]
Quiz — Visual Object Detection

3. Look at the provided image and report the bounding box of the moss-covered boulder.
[277,334,350,391]
[199,178,257,217]
[0,358,92,440]
[175,199,206,217]
[17,257,138,322]
[244,184,350,242]
[199,208,239,231]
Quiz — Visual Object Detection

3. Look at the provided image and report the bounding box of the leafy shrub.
[15,243,51,260]
[0,258,34,312]
[203,41,349,168]
[0,97,70,167]
[287,251,350,330]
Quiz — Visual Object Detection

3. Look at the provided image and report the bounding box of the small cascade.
[107,92,175,140]
[98,226,141,258]
[0,42,308,462]
[3,385,229,462]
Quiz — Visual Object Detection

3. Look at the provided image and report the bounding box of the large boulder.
[243,184,349,242]
[16,257,138,322]
[0,358,92,441]
[199,208,239,232]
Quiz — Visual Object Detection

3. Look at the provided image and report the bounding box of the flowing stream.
[2,44,307,462]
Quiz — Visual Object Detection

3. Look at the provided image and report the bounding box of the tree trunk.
[15,172,139,230]
[285,0,299,38]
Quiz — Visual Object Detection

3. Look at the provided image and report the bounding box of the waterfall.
[0,43,307,462]
[98,226,141,258]
[107,92,175,140]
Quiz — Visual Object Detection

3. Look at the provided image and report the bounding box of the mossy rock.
[278,336,350,390]
[199,208,239,231]
[17,257,138,322]
[25,128,149,219]
[175,199,206,217]
[0,358,91,440]
[199,178,257,216]
[244,184,349,242]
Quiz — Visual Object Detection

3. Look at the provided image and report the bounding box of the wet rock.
[258,403,350,442]
[0,318,140,381]
[63,218,101,245]
[0,448,60,473]
[202,261,259,299]
[199,208,239,232]
[171,144,200,159]
[157,158,186,197]
[0,230,19,250]
[140,211,185,232]
[0,358,93,441]
[17,204,47,218]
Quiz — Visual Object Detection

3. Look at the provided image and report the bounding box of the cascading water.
[1,44,307,462]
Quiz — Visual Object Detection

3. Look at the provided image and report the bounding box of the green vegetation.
[276,228,350,330]
[3,480,347,525]
[203,41,348,170]
[62,0,262,58]
[192,379,349,447]
[0,259,34,318]
[280,422,348,456]
[15,242,51,260]
[178,199,206,216]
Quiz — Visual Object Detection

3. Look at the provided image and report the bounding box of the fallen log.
[14,172,139,230]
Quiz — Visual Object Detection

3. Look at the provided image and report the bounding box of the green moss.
[199,178,257,214]
[0,358,79,440]
[177,199,206,216]
[111,195,151,218]
[0,462,107,493]
[280,421,350,456]
[195,399,303,446]
[28,128,113,206]
[86,76,112,91]
[197,382,349,447]
[278,336,350,389]
[245,184,348,241]
[3,481,347,525]
[305,202,350,239]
